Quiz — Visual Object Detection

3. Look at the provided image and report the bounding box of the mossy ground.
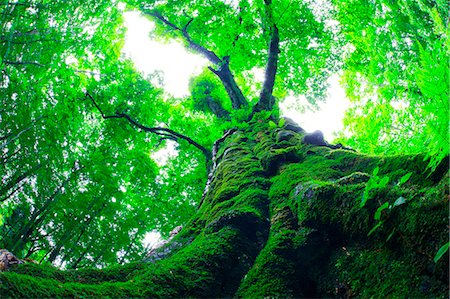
[1,120,448,298]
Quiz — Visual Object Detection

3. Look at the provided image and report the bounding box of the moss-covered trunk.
[1,119,448,298]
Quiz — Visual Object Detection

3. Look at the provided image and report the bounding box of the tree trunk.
[0,119,448,298]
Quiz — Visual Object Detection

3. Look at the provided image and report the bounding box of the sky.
[122,12,206,98]
[122,11,349,141]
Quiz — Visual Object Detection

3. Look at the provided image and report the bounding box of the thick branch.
[143,9,248,109]
[254,0,280,112]
[208,60,248,109]
[87,93,212,161]
[205,95,231,120]
[144,10,221,64]
[255,26,279,112]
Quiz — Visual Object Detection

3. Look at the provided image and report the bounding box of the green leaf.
[386,229,396,241]
[278,118,286,128]
[268,121,277,128]
[374,202,389,220]
[393,197,406,207]
[398,172,412,185]
[368,221,383,236]
[360,191,369,208]
[434,242,450,263]
[372,166,379,177]
[360,176,376,208]
[378,176,389,188]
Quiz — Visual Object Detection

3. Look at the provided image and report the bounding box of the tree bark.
[205,95,231,120]
[254,0,280,113]
[208,59,248,109]
[0,119,448,298]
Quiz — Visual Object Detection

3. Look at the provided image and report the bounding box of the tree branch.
[3,60,44,67]
[255,25,279,111]
[0,115,45,150]
[144,10,221,64]
[0,2,34,6]
[254,0,280,112]
[86,92,212,161]
[0,164,42,202]
[231,7,244,50]
[205,95,231,120]
[1,147,21,165]
[208,59,248,109]
[142,9,248,109]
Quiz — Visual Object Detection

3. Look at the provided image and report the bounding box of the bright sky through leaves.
[122,11,207,98]
[122,11,349,140]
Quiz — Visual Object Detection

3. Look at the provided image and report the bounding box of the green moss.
[237,209,305,298]
[1,125,447,298]
[1,227,257,298]
[293,181,375,239]
[321,248,448,298]
[205,188,270,223]
[260,146,304,175]
[135,226,260,298]
[197,128,271,234]
[269,156,342,210]
[326,149,377,173]
[388,183,449,256]
[8,262,144,284]
[327,150,444,187]
[205,144,265,208]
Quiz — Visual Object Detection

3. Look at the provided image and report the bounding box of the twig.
[3,60,44,67]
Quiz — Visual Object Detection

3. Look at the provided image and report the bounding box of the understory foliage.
[0,0,448,296]
[333,0,449,169]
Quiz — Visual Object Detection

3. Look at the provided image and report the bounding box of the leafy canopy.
[0,0,447,268]
[333,0,449,169]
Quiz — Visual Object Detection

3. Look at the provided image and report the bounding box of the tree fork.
[208,59,248,109]
[143,9,248,110]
